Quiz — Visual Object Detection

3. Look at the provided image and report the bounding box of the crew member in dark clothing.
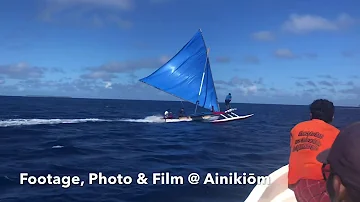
[178,108,185,118]
[225,93,232,110]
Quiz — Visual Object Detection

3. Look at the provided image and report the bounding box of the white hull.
[163,108,254,123]
[163,117,193,122]
[244,164,296,202]
[211,113,253,123]
[211,108,254,123]
[163,115,218,123]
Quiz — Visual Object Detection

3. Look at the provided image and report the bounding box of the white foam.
[0,115,191,127]
[120,115,192,123]
[52,145,64,149]
[0,118,109,127]
[119,115,166,123]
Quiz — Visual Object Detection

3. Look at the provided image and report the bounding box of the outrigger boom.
[221,108,240,119]
[212,108,254,123]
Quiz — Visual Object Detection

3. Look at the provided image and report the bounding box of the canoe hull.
[163,108,254,123]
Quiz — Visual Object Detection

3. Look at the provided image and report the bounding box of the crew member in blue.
[225,93,232,110]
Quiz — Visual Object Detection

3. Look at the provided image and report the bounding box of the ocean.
[1,96,359,202]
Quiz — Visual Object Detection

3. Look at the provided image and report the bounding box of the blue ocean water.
[1,96,360,202]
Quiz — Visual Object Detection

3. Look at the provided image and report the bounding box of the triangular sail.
[139,29,220,112]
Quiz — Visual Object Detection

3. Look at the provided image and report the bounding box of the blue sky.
[0,0,359,106]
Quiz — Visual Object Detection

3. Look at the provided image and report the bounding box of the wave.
[119,115,166,123]
[120,115,192,123]
[52,145,64,149]
[0,118,110,127]
[0,115,188,127]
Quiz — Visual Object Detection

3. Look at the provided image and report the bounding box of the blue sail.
[139,29,220,112]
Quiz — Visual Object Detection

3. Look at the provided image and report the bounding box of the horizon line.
[0,95,356,108]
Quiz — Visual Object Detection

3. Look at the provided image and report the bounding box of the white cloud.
[149,0,175,3]
[251,31,275,41]
[159,56,171,64]
[46,0,133,10]
[215,77,262,96]
[40,0,134,28]
[282,13,356,34]
[81,71,116,81]
[104,81,112,89]
[0,62,61,79]
[80,56,170,81]
[241,85,257,95]
[243,55,260,64]
[274,48,295,59]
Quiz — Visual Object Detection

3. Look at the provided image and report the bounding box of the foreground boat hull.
[244,164,296,202]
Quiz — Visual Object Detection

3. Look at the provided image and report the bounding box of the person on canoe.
[178,108,186,118]
[164,109,173,119]
[168,112,173,118]
[225,93,232,110]
[288,99,340,202]
[316,121,360,202]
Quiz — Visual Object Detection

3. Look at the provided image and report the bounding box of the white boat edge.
[211,113,253,123]
[244,164,297,202]
[164,108,254,123]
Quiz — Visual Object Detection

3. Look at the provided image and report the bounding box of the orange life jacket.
[288,119,340,185]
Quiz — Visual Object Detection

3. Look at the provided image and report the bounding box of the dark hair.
[309,99,334,123]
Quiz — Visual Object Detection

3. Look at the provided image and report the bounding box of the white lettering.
[152,172,183,184]
[20,173,28,184]
[88,173,132,185]
[19,173,81,188]
[247,173,256,184]
[202,172,270,185]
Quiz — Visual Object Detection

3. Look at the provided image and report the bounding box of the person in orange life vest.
[317,121,360,202]
[288,99,340,202]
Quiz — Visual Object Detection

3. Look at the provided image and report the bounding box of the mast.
[194,29,209,114]
[205,47,220,112]
[204,55,221,112]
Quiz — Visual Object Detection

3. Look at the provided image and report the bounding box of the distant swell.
[0,115,181,127]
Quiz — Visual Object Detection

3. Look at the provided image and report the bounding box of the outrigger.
[139,29,254,123]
